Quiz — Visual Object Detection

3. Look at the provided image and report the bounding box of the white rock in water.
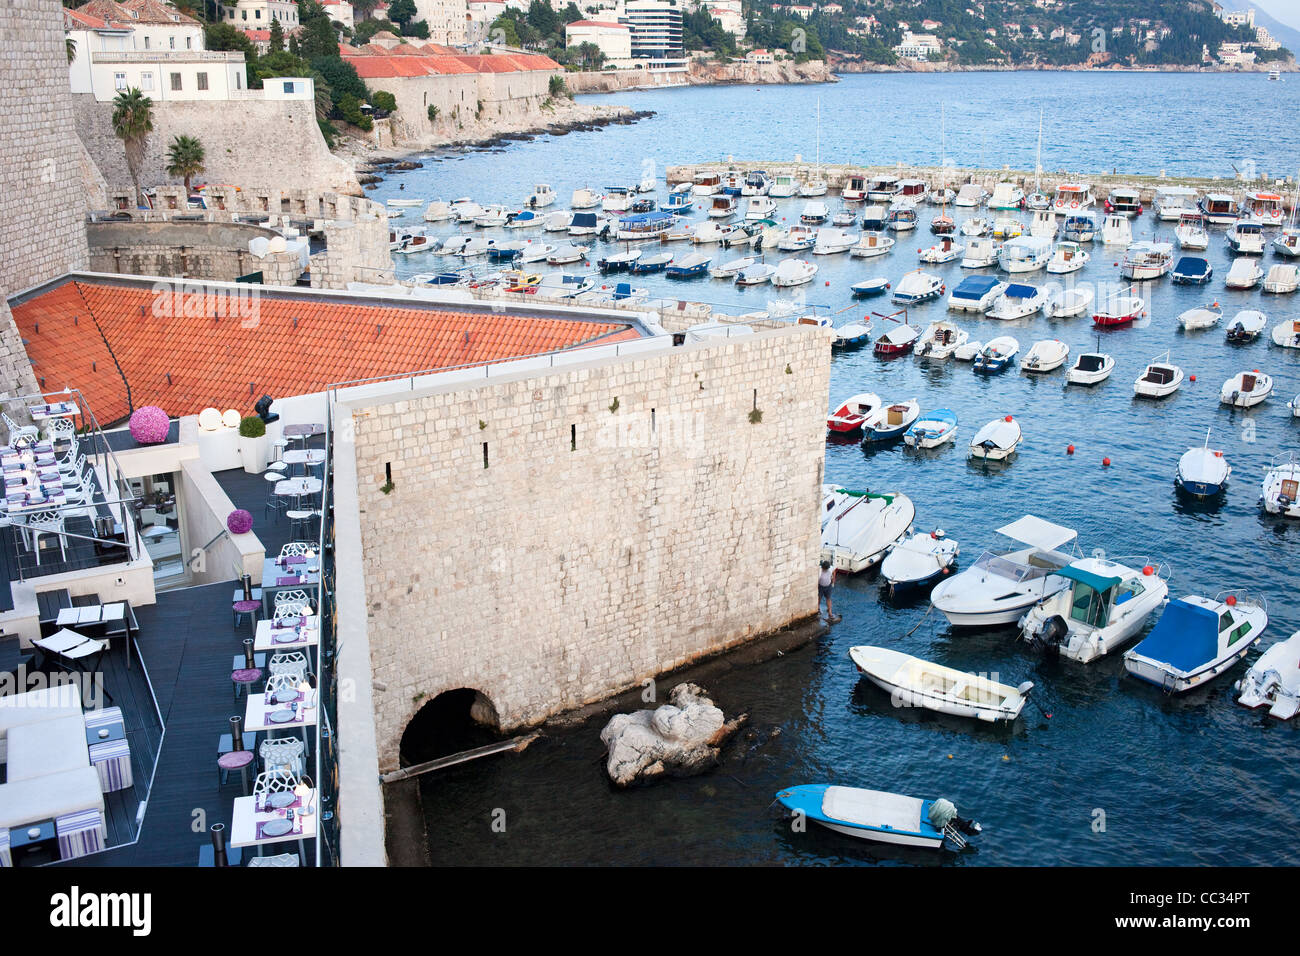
[600,683,743,787]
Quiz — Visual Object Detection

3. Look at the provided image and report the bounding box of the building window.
[255,8,261,18]
[186,36,192,49]
[143,35,151,49]
[283,80,296,94]
[141,72,154,91]
[170,72,182,90]
[236,71,242,89]
[241,9,247,19]
[169,36,175,49]
[197,72,208,91]
[114,71,127,91]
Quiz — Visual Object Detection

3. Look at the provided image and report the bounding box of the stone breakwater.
[666,160,1297,204]
[567,58,836,95]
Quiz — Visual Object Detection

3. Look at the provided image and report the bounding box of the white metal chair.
[252,766,300,797]
[2,412,38,446]
[274,588,310,607]
[45,417,75,445]
[269,650,311,681]
[279,542,312,559]
[25,511,67,565]
[58,450,85,477]
[247,852,300,867]
[258,736,306,777]
[263,672,303,699]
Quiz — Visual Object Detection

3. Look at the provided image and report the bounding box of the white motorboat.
[768,173,797,199]
[918,237,964,264]
[813,228,856,255]
[968,415,1022,460]
[708,194,739,219]
[437,234,471,255]
[533,272,597,298]
[1020,339,1069,373]
[898,180,929,205]
[1029,209,1058,240]
[879,531,959,593]
[1225,309,1267,342]
[570,187,601,209]
[1053,182,1096,214]
[915,321,969,358]
[518,242,556,264]
[1133,352,1184,398]
[1273,228,1300,258]
[708,255,757,279]
[1220,370,1272,408]
[826,394,882,435]
[850,645,1031,722]
[931,515,1078,627]
[1047,286,1095,318]
[841,174,869,202]
[637,172,656,194]
[457,235,493,257]
[1061,215,1097,243]
[798,178,828,197]
[542,211,572,232]
[1244,190,1286,226]
[860,205,888,232]
[1046,241,1089,274]
[690,220,728,244]
[1178,304,1221,330]
[988,182,1024,210]
[777,224,817,251]
[1224,258,1264,289]
[1174,212,1209,250]
[861,399,921,442]
[453,200,485,223]
[1153,186,1198,221]
[1261,454,1300,517]
[744,196,777,220]
[473,204,510,227]
[929,187,955,207]
[991,216,1023,240]
[1272,318,1300,348]
[774,784,982,850]
[772,258,818,287]
[960,237,1000,268]
[1124,593,1267,694]
[902,408,958,449]
[948,276,1005,312]
[960,217,991,237]
[866,176,901,204]
[851,232,895,258]
[1226,219,1266,255]
[422,200,456,222]
[546,243,589,265]
[800,200,830,225]
[1175,429,1231,497]
[1100,214,1132,246]
[987,282,1046,320]
[1065,351,1115,386]
[1236,631,1300,719]
[1264,265,1300,294]
[602,188,632,213]
[1121,241,1174,281]
[1091,290,1145,328]
[526,183,556,208]
[568,212,605,237]
[820,490,915,573]
[890,269,944,305]
[998,236,1052,273]
[953,339,982,361]
[1021,558,1171,663]
[954,183,987,207]
[886,203,919,232]
[735,262,777,286]
[972,336,1020,374]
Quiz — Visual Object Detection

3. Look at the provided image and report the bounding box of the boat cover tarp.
[1173,257,1210,276]
[1132,599,1219,672]
[1076,354,1105,372]
[619,211,672,225]
[953,275,1000,297]
[823,786,925,831]
[996,515,1077,552]
[1004,283,1039,299]
[571,213,598,227]
[1059,565,1121,594]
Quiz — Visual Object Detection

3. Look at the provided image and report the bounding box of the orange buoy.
[1004,414,1013,422]
[1067,444,1075,454]
[1102,456,1112,467]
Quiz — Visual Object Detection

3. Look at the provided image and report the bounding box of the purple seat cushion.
[231,668,262,683]
[218,750,254,770]
[233,600,261,613]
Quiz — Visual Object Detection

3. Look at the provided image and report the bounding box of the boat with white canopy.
[820,490,915,573]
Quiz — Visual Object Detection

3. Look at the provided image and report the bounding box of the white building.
[788,4,813,18]
[1218,41,1258,65]
[414,0,470,46]
[220,0,299,29]
[565,19,632,59]
[467,0,506,46]
[619,0,684,58]
[1219,8,1255,30]
[746,48,773,64]
[698,0,745,37]
[68,0,204,65]
[88,51,253,101]
[893,30,942,61]
[321,0,355,29]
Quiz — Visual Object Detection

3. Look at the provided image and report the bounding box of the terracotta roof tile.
[11,280,638,424]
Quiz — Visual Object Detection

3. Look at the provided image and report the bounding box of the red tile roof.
[340,43,559,78]
[11,280,639,424]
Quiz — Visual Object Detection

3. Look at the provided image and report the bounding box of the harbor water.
[373,73,1300,866]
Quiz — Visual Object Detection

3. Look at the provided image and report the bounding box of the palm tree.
[111,88,154,208]
[166,135,206,193]
[66,37,76,64]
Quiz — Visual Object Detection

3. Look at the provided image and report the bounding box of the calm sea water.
[374,73,1300,866]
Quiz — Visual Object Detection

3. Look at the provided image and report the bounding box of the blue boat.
[862,399,920,443]
[775,784,980,849]
[666,253,710,278]
[629,252,672,274]
[1123,593,1267,694]
[1062,215,1097,243]
[850,277,889,297]
[1171,256,1212,285]
[973,336,1019,375]
[419,271,470,285]
[666,194,695,215]
[948,274,1003,311]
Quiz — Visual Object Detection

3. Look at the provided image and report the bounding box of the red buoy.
[1189,374,1196,382]
[1226,595,1238,607]
[1142,565,1153,576]
[1102,456,1112,467]
[1004,414,1013,422]
[1067,444,1075,454]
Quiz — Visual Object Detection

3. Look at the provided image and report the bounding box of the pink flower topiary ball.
[129,405,170,444]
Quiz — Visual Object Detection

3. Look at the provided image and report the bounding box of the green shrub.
[239,415,266,438]
[371,90,397,112]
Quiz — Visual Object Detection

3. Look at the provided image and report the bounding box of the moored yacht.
[1121,241,1174,281]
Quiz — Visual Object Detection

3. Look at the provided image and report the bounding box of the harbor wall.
[372,67,556,146]
[566,58,835,94]
[344,325,831,771]
[87,220,303,286]
[0,0,90,400]
[72,94,360,199]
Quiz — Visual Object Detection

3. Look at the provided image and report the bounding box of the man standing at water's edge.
[819,560,840,623]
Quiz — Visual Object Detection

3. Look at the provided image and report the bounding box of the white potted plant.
[238,415,269,474]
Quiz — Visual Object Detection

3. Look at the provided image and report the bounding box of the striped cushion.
[88,738,133,792]
[83,706,123,730]
[55,808,105,860]
[0,827,9,868]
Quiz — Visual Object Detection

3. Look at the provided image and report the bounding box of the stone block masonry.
[346,325,832,771]
[0,0,91,401]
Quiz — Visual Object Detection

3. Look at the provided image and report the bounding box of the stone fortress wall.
[343,325,832,771]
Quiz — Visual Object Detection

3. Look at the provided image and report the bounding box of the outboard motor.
[1030,614,1068,659]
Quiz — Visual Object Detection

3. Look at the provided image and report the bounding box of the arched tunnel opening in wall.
[399,688,501,767]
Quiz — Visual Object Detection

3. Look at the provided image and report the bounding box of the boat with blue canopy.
[1123,593,1267,694]
[616,210,674,241]
[775,784,981,849]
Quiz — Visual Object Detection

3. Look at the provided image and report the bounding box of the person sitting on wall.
[819,560,840,623]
